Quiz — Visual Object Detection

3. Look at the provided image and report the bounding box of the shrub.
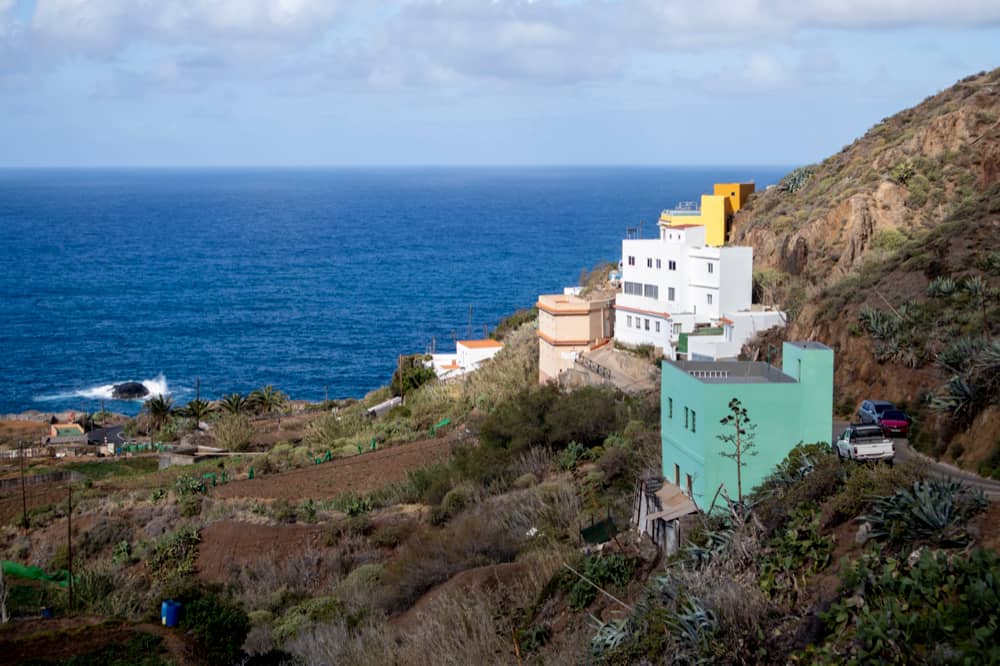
[174,474,206,497]
[391,355,437,397]
[567,553,634,610]
[829,459,926,523]
[181,593,251,664]
[757,506,833,604]
[803,548,1000,664]
[148,525,201,583]
[558,441,587,471]
[178,494,202,518]
[214,413,255,451]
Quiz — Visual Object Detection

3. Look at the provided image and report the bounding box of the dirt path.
[213,438,451,501]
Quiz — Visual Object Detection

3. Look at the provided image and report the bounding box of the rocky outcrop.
[731,68,1000,468]
[112,382,149,400]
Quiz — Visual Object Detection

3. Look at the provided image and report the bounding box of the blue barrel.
[161,600,181,627]
[41,606,54,619]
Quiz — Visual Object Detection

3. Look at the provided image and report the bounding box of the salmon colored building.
[536,293,614,383]
[659,182,755,247]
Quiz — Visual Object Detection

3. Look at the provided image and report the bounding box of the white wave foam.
[35,374,170,403]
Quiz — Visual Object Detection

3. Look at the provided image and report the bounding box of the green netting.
[2,560,69,587]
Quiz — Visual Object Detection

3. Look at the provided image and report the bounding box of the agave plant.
[930,374,979,421]
[926,276,958,298]
[666,594,717,647]
[861,478,988,547]
[589,616,632,657]
[936,336,984,374]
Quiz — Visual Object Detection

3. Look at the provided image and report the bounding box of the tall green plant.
[717,398,758,513]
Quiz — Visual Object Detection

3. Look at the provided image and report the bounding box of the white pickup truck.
[833,424,895,463]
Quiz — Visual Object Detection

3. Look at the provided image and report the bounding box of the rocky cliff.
[732,67,1000,471]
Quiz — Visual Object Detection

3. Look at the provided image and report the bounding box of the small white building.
[685,309,787,360]
[614,224,756,359]
[429,339,504,379]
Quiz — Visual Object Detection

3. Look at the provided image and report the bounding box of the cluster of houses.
[536,182,833,540]
[415,181,832,541]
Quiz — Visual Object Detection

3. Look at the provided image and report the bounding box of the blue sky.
[1,1,998,167]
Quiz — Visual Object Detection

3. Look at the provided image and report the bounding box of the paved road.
[833,421,1000,501]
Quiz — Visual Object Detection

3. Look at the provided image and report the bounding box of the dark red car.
[877,408,910,437]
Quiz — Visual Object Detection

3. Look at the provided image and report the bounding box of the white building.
[429,339,504,379]
[614,224,768,359]
[685,309,787,360]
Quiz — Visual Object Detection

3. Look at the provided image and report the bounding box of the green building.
[661,341,833,510]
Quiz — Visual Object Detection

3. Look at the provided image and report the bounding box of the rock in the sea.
[112,382,149,400]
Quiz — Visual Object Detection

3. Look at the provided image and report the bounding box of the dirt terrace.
[212,438,451,501]
[197,520,331,584]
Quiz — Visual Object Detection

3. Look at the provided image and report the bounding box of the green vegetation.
[62,458,159,481]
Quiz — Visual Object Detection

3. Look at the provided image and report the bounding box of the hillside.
[733,67,1000,472]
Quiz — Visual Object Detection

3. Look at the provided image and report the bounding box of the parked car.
[876,408,911,437]
[833,424,895,463]
[858,400,896,425]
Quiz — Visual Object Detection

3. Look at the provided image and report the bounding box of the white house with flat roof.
[429,339,504,379]
[615,224,767,359]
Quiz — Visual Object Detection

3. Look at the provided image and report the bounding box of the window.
[668,397,673,418]
[668,287,675,301]
[707,262,714,274]
[624,281,643,296]
[628,256,635,266]
[656,259,662,269]
[647,258,653,268]
[644,318,650,330]
[686,474,693,497]
[643,284,658,299]
[684,407,689,429]
[626,315,632,327]
[707,294,713,305]
[668,260,677,270]
[655,321,660,333]
[674,463,680,486]
[672,323,682,335]
[691,410,696,433]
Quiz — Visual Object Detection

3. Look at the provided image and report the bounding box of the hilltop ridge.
[733,67,1000,471]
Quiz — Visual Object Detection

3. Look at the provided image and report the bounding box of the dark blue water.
[0,167,787,414]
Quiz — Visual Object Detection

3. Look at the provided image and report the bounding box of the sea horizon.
[0,165,789,415]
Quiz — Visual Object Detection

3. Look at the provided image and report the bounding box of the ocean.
[0,166,788,415]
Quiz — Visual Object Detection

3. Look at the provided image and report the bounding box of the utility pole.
[19,440,27,529]
[483,324,488,339]
[324,385,329,404]
[66,483,73,610]
[196,377,201,403]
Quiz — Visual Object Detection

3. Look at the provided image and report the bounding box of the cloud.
[2,0,999,95]
[30,0,342,52]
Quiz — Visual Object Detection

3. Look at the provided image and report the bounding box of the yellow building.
[658,182,755,247]
[536,293,614,383]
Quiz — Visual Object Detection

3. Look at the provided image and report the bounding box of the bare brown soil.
[391,561,529,631]
[197,520,331,584]
[0,617,193,665]
[212,438,450,501]
[0,485,66,526]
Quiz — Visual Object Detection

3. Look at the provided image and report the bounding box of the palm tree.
[219,393,249,415]
[180,398,214,424]
[144,394,174,434]
[250,385,288,428]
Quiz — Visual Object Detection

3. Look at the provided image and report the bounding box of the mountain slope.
[732,67,1000,470]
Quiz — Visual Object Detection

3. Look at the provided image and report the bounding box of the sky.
[1,0,998,167]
